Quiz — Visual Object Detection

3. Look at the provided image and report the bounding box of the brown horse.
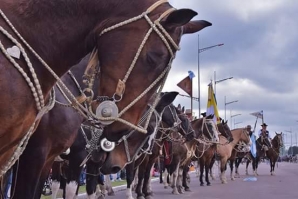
[266,132,283,175]
[197,119,233,186]
[0,0,211,176]
[209,128,251,184]
[163,116,220,194]
[124,104,194,199]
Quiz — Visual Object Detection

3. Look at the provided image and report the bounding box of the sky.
[163,0,298,148]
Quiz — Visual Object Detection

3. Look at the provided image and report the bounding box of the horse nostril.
[111,166,121,174]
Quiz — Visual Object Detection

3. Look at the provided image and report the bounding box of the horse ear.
[177,104,181,110]
[182,20,212,34]
[182,106,185,113]
[161,9,197,30]
[155,92,179,113]
[275,132,277,135]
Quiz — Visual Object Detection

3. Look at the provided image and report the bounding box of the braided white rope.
[0,26,44,110]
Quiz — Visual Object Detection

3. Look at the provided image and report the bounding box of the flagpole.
[198,35,201,118]
[191,78,193,120]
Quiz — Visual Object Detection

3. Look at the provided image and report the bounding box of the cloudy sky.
[163,0,298,147]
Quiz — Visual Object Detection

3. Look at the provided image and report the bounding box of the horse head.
[274,132,283,148]
[90,1,211,144]
[174,104,195,141]
[192,115,220,143]
[99,91,179,174]
[217,119,233,143]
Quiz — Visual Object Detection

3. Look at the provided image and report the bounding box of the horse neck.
[271,137,280,152]
[1,0,153,93]
[230,129,244,147]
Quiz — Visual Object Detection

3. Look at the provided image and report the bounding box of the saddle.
[163,140,172,166]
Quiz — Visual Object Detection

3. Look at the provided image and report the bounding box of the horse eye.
[146,52,165,66]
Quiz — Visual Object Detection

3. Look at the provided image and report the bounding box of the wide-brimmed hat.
[261,123,268,127]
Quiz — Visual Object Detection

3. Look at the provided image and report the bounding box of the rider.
[247,125,257,158]
[258,123,272,150]
[246,125,253,137]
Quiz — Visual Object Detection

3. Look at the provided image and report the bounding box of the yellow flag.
[206,84,220,124]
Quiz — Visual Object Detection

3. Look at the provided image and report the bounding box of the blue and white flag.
[250,134,257,158]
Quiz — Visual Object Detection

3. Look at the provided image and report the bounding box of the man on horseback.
[258,123,272,151]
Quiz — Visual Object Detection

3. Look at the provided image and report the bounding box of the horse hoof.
[200,183,204,186]
[184,187,191,192]
[172,191,180,195]
[164,186,168,189]
[207,182,211,186]
[137,196,145,199]
[145,196,153,199]
[107,191,115,196]
[231,178,235,181]
[222,181,227,184]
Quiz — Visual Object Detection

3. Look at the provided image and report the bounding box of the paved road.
[78,162,298,199]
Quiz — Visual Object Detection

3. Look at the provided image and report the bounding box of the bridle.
[196,118,220,144]
[0,0,181,175]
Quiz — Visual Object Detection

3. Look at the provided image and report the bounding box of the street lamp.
[285,129,293,155]
[214,71,233,97]
[230,113,241,129]
[198,35,223,118]
[224,96,238,120]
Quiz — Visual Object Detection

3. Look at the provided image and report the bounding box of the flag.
[250,110,263,119]
[250,134,257,158]
[177,71,195,97]
[206,84,220,124]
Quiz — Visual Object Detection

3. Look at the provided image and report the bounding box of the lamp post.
[224,96,238,120]
[214,71,233,97]
[198,35,223,118]
[230,113,241,129]
[285,129,293,155]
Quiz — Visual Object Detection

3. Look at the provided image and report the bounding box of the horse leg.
[182,165,190,191]
[177,167,184,194]
[163,166,169,189]
[104,175,114,196]
[220,158,228,184]
[125,163,136,199]
[246,159,250,175]
[94,174,106,199]
[65,153,85,199]
[85,161,100,199]
[196,160,200,177]
[229,159,234,181]
[136,164,145,199]
[255,157,259,176]
[270,159,274,175]
[171,163,180,195]
[209,155,216,180]
[10,147,49,199]
[205,160,211,186]
[199,159,205,186]
[272,160,276,176]
[143,162,155,198]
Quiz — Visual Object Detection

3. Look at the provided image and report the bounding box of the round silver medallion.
[95,101,119,125]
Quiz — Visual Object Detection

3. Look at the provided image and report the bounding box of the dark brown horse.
[49,92,181,199]
[266,132,283,175]
[162,116,220,195]
[124,104,194,199]
[0,0,211,177]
